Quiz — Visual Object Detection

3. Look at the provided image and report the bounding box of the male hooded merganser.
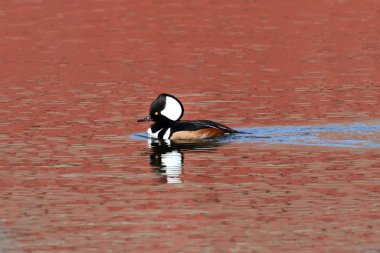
[137,93,237,140]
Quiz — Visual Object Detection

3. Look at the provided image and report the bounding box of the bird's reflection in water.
[148,138,222,184]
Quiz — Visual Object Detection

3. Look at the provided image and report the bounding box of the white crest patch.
[161,96,183,121]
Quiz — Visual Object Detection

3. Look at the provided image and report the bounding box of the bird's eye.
[155,112,159,115]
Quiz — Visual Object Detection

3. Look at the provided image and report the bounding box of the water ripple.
[132,122,380,148]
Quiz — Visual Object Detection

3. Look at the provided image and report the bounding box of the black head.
[138,93,184,124]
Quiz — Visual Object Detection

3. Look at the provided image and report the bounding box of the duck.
[137,93,237,140]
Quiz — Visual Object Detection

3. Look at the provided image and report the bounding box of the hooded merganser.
[137,93,237,140]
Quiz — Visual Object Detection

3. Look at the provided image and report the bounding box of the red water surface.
[1,0,380,252]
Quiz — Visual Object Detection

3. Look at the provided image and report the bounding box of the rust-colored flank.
[171,128,226,140]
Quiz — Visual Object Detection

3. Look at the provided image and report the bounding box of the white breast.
[147,127,172,139]
[147,128,162,138]
[163,128,171,139]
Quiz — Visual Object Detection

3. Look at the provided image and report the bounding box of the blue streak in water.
[132,123,380,148]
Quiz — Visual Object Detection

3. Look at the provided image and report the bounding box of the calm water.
[1,0,380,252]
